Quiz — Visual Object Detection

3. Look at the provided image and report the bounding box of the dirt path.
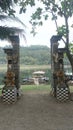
[0,90,73,130]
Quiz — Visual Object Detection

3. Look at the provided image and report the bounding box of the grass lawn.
[20,84,73,93]
[69,85,73,92]
[0,64,50,71]
[20,84,51,92]
[0,84,73,96]
[0,84,51,96]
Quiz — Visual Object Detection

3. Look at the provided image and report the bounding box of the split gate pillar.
[50,35,70,101]
[2,35,20,104]
[10,35,20,96]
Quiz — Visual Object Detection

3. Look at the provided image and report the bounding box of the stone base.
[56,86,69,101]
[2,87,17,104]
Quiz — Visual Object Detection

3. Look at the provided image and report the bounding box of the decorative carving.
[4,71,15,87]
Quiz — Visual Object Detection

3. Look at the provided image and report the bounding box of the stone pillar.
[50,40,59,96]
[9,35,20,96]
[50,35,65,97]
[3,48,13,71]
[3,48,17,104]
[50,35,70,101]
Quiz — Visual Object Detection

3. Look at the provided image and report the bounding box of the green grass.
[20,84,73,93]
[69,86,73,92]
[0,85,4,95]
[0,64,50,71]
[20,64,50,70]
[20,84,51,92]
[0,84,73,96]
[0,84,51,96]
[0,64,7,72]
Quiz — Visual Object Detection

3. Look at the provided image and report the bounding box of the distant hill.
[0,45,51,65]
[0,45,71,84]
[0,45,70,66]
[20,45,51,65]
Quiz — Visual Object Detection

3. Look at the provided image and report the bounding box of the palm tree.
[0,0,25,41]
[0,1,26,95]
[0,15,25,41]
[0,0,17,15]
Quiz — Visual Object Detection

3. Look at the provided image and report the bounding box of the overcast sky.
[0,2,73,48]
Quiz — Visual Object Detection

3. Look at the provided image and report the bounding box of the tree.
[0,0,25,41]
[19,0,73,73]
[0,0,17,15]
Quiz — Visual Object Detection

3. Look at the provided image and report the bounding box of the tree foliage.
[0,1,25,41]
[19,0,73,72]
[0,46,50,65]
[0,0,18,15]
[20,45,50,65]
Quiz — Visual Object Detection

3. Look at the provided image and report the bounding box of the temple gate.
[50,35,70,101]
[2,35,20,104]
